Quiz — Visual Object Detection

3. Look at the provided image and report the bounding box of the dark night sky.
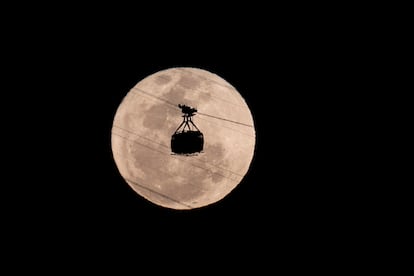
[35,44,346,245]
[3,14,367,269]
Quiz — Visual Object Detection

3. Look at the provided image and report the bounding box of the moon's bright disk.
[111,67,255,210]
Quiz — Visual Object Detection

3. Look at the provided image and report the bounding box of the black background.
[2,7,371,270]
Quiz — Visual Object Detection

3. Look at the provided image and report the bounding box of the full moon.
[111,67,256,210]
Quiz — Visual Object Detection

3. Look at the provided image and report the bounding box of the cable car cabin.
[171,104,204,155]
[171,130,204,154]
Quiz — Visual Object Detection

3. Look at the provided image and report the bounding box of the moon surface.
[111,67,256,210]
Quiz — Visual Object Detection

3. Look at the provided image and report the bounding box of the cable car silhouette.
[171,104,204,155]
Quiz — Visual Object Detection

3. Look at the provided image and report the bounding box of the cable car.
[171,104,204,154]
